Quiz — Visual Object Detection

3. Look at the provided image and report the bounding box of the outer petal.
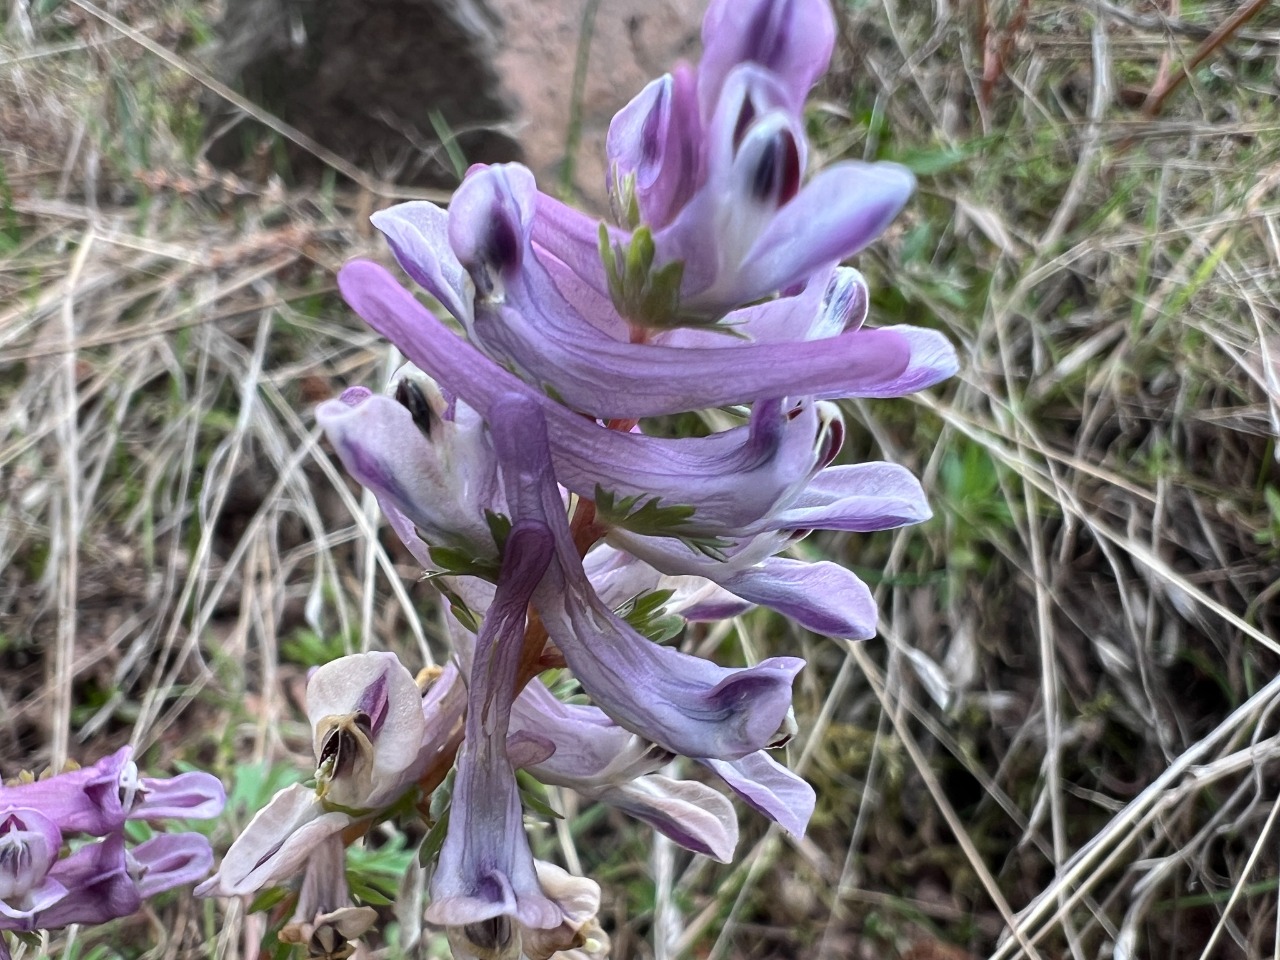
[134,772,226,822]
[718,557,878,639]
[371,201,474,326]
[701,751,816,839]
[698,0,836,115]
[194,785,350,898]
[522,862,603,960]
[595,776,738,862]
[662,266,865,348]
[513,679,741,859]
[735,161,916,298]
[530,193,617,308]
[338,259,832,535]
[128,833,215,897]
[771,462,932,532]
[491,394,804,760]
[606,66,702,228]
[609,531,878,638]
[427,522,562,933]
[858,325,960,396]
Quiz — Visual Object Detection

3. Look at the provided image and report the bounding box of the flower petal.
[427,521,562,933]
[135,772,226,822]
[736,161,916,297]
[451,165,913,418]
[128,833,214,897]
[307,652,429,809]
[596,775,738,862]
[315,387,499,559]
[770,462,932,532]
[371,201,474,326]
[698,0,836,114]
[0,809,61,906]
[33,834,138,929]
[606,66,702,229]
[194,785,349,898]
[718,558,878,639]
[0,748,132,837]
[701,751,815,838]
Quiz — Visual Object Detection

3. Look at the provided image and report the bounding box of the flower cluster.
[202,0,957,957]
[0,747,224,959]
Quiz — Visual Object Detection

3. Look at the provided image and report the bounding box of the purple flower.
[307,650,433,809]
[379,164,954,422]
[510,680,739,862]
[697,0,836,115]
[316,374,503,568]
[606,65,702,230]
[197,653,465,898]
[0,748,224,839]
[0,809,66,924]
[489,392,804,760]
[426,522,564,939]
[278,835,378,958]
[0,831,212,933]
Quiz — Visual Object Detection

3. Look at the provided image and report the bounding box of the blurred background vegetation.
[2,0,1279,957]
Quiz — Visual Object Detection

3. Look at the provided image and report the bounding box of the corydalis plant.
[204,0,958,957]
[0,750,224,959]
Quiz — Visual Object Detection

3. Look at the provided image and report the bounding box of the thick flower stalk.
[0,750,224,958]
[201,0,959,957]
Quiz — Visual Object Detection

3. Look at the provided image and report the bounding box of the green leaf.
[418,804,451,868]
[248,885,292,914]
[426,545,501,581]
[616,589,685,644]
[485,510,513,553]
[348,876,395,907]
[516,770,563,820]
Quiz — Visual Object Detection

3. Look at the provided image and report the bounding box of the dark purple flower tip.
[448,164,537,301]
[743,122,801,207]
[699,0,836,115]
[607,64,703,229]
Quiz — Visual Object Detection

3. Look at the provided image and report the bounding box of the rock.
[208,0,522,186]
[207,0,704,204]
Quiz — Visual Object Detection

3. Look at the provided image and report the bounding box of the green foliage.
[280,628,350,668]
[598,223,687,329]
[346,830,416,906]
[615,588,685,644]
[0,161,20,253]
